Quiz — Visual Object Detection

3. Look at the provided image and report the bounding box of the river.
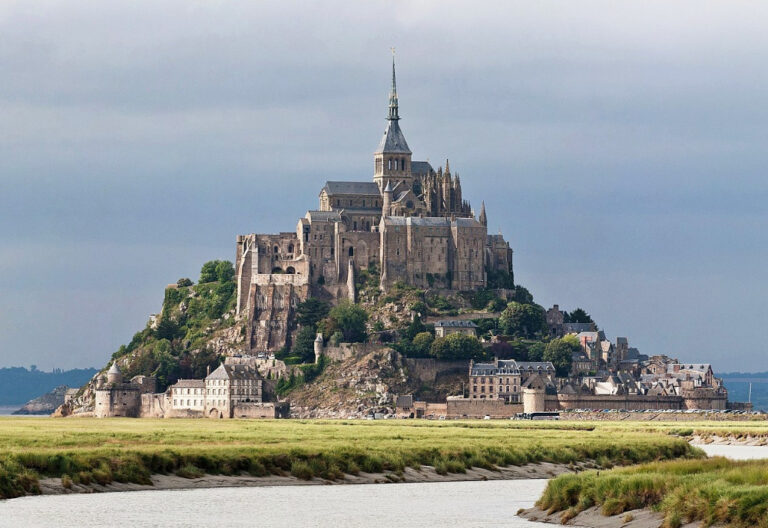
[0,444,764,528]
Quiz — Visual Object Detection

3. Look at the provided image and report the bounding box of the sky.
[1,1,766,372]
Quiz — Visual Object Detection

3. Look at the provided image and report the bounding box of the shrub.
[429,334,486,360]
[499,302,547,339]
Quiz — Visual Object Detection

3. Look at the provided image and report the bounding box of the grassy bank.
[0,418,699,500]
[538,457,768,527]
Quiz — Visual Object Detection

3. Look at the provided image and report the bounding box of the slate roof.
[454,218,484,228]
[172,379,205,389]
[563,322,595,333]
[375,120,411,154]
[306,210,341,222]
[411,161,433,175]
[321,181,381,196]
[206,364,261,382]
[435,320,478,328]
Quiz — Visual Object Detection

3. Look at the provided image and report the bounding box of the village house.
[434,320,478,338]
[468,359,555,403]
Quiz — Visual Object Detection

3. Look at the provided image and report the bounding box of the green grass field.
[539,458,768,528]
[0,417,699,500]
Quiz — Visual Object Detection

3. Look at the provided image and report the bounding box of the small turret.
[347,259,356,303]
[107,362,122,385]
[314,333,324,364]
[382,180,393,215]
[479,201,487,227]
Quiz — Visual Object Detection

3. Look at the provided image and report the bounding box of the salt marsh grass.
[0,417,698,499]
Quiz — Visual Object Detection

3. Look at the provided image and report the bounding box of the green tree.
[215,261,235,283]
[429,333,485,360]
[543,335,580,377]
[296,298,330,328]
[566,308,594,325]
[403,317,427,341]
[510,285,534,305]
[155,316,181,341]
[176,277,193,288]
[189,347,220,379]
[412,332,434,356]
[199,261,219,283]
[152,340,180,390]
[325,301,368,343]
[292,326,319,363]
[499,302,546,339]
[527,342,546,362]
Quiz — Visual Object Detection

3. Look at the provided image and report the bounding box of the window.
[348,247,354,257]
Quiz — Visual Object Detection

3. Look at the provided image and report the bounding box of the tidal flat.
[0,417,699,500]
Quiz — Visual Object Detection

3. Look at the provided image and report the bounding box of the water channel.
[0,444,762,528]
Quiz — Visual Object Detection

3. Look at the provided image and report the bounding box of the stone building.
[468,359,555,403]
[94,363,156,418]
[169,379,206,413]
[235,58,514,353]
[205,364,263,419]
[434,320,478,338]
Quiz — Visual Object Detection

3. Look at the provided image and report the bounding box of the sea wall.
[446,398,523,419]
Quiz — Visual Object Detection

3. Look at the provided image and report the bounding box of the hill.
[0,367,97,405]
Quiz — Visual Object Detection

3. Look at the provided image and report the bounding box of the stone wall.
[404,358,469,384]
[94,385,140,418]
[547,394,683,411]
[323,343,392,362]
[232,402,290,419]
[446,397,523,419]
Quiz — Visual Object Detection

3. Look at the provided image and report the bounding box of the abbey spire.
[374,53,412,191]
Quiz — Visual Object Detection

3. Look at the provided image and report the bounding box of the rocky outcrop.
[288,346,464,419]
[13,385,69,415]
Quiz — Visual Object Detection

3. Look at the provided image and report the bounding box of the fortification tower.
[373,54,412,193]
[107,362,122,385]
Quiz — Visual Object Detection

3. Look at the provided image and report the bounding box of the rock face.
[13,385,69,415]
[288,347,463,419]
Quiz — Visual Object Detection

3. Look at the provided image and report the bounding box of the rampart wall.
[446,398,523,419]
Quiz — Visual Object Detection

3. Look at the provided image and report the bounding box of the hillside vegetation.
[0,417,699,500]
[107,261,242,392]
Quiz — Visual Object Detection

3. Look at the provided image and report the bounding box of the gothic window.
[288,244,294,253]
[348,247,354,257]
[401,159,405,170]
[353,221,357,230]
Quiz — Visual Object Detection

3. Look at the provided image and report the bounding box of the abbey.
[235,59,514,353]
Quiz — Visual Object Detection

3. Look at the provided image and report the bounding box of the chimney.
[206,365,211,377]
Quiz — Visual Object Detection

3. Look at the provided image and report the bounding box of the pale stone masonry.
[204,364,263,419]
[235,58,514,353]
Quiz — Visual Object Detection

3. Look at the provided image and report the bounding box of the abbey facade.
[235,60,514,353]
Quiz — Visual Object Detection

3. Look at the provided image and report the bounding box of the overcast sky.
[1,1,766,372]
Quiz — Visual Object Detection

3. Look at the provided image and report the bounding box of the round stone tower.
[107,362,123,385]
[522,387,545,414]
[314,333,324,364]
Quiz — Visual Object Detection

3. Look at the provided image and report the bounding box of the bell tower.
[374,53,412,192]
